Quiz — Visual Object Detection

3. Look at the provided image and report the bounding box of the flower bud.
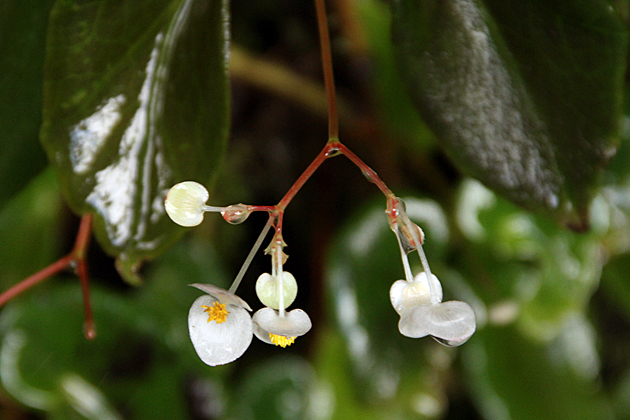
[256,272,298,309]
[221,204,251,224]
[165,181,209,227]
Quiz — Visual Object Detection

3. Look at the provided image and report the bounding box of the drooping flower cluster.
[386,197,476,346]
[165,180,476,366]
[166,181,311,366]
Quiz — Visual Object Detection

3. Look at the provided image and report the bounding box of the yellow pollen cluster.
[269,333,296,348]
[201,301,229,324]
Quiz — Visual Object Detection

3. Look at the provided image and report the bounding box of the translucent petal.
[252,307,312,337]
[165,181,209,227]
[400,301,476,343]
[255,272,298,309]
[188,295,253,366]
[189,283,252,311]
[252,322,273,344]
[390,272,443,315]
[398,311,430,338]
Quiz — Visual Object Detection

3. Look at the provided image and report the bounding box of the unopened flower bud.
[256,272,298,309]
[165,181,209,227]
[221,204,251,224]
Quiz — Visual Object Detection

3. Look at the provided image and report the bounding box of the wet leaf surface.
[391,0,628,227]
[40,0,230,282]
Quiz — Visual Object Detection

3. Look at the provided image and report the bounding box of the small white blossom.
[252,307,312,348]
[188,284,253,366]
[390,273,476,346]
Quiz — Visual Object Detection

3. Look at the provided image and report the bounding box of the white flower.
[188,283,253,366]
[390,272,476,346]
[252,307,312,348]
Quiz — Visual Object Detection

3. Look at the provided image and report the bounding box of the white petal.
[409,301,476,344]
[252,322,273,344]
[189,283,252,311]
[188,295,253,366]
[398,310,430,338]
[252,307,312,337]
[390,272,443,315]
[255,272,298,309]
[164,181,209,227]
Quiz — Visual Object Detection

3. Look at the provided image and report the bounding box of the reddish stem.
[247,205,277,212]
[275,141,394,215]
[73,214,95,339]
[239,0,395,252]
[277,144,336,210]
[0,256,72,308]
[0,214,96,340]
[276,211,285,237]
[336,143,395,198]
[315,0,339,139]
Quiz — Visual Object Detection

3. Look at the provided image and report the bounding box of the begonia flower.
[252,307,312,348]
[390,273,476,346]
[188,283,253,366]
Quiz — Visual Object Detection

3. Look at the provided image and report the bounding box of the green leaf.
[40,0,230,282]
[0,285,186,418]
[0,0,54,208]
[455,179,605,340]
[463,324,612,420]
[391,0,628,228]
[0,168,64,290]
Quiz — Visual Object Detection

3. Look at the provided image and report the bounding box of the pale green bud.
[165,181,209,227]
[256,272,298,309]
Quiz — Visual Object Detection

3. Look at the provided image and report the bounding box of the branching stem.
[0,214,96,339]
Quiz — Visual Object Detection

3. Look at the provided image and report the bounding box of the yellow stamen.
[201,301,229,324]
[269,333,296,348]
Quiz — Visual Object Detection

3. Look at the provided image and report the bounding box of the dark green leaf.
[455,179,605,339]
[0,168,64,290]
[40,0,230,282]
[463,325,612,420]
[0,0,54,208]
[391,0,628,228]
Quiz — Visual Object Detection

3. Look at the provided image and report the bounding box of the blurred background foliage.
[2,0,630,419]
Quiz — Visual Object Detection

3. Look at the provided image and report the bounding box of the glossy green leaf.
[0,0,54,208]
[325,194,455,413]
[463,324,612,420]
[455,179,605,340]
[0,168,64,290]
[391,0,628,227]
[40,0,230,282]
